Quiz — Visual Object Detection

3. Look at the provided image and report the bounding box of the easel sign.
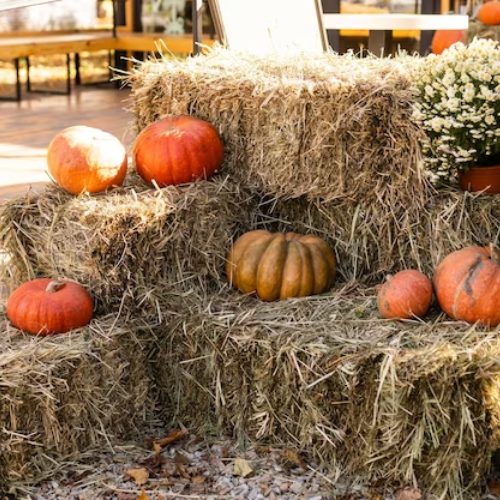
[207,0,327,55]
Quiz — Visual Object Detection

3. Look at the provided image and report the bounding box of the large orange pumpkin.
[133,115,224,187]
[431,29,467,54]
[7,278,94,335]
[226,230,336,301]
[377,270,433,320]
[478,1,500,25]
[433,245,500,326]
[47,126,127,195]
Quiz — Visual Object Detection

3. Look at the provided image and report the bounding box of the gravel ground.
[15,433,404,500]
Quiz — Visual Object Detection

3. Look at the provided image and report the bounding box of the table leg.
[368,30,393,56]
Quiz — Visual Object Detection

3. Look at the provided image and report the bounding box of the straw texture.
[0,313,154,495]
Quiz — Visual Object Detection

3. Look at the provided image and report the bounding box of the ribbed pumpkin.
[431,29,467,54]
[478,1,500,25]
[226,230,336,301]
[433,245,500,326]
[133,115,224,187]
[47,126,127,195]
[377,270,433,320]
[6,278,94,335]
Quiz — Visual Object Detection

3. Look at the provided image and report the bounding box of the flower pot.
[459,165,500,194]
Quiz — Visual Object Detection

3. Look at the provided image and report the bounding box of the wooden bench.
[322,13,469,54]
[0,0,214,101]
[0,31,214,101]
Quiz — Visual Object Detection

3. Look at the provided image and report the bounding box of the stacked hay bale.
[0,314,153,495]
[0,175,258,315]
[130,48,500,282]
[2,47,500,499]
[149,286,500,499]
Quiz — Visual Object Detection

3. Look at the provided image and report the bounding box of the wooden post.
[420,0,441,54]
[192,0,204,55]
[322,0,340,52]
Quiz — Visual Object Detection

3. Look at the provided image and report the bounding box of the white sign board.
[208,0,327,55]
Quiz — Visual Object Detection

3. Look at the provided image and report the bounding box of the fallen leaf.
[489,478,500,495]
[233,457,255,477]
[175,462,191,479]
[153,442,162,455]
[192,475,206,484]
[396,487,422,500]
[125,468,149,486]
[154,429,188,448]
[117,494,136,500]
[282,449,307,470]
[138,489,150,500]
[174,451,190,464]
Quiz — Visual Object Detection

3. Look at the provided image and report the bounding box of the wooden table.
[322,13,469,54]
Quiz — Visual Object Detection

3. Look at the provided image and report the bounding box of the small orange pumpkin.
[133,115,224,187]
[47,126,127,195]
[433,245,500,326]
[377,270,433,320]
[6,278,94,335]
[431,29,467,54]
[226,230,336,301]
[478,1,500,25]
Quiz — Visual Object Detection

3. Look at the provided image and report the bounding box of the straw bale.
[0,312,154,495]
[258,186,500,283]
[127,47,427,204]
[150,285,500,499]
[467,20,500,44]
[0,175,258,315]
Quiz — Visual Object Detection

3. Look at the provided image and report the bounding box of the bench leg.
[0,58,22,102]
[368,30,393,57]
[74,50,115,86]
[26,54,71,96]
[75,53,81,86]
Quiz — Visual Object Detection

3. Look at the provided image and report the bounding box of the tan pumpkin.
[47,126,127,195]
[478,1,500,25]
[377,270,433,320]
[226,230,336,301]
[433,245,500,326]
[6,278,94,335]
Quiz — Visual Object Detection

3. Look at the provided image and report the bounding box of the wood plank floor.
[0,85,134,201]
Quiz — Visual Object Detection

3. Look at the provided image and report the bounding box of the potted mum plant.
[413,37,500,193]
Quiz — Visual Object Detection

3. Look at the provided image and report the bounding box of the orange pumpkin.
[431,29,467,54]
[226,230,336,301]
[133,115,224,187]
[47,126,127,195]
[7,278,94,335]
[478,1,500,25]
[377,270,433,320]
[433,245,500,326]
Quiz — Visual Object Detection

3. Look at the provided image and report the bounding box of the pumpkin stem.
[46,280,66,293]
[490,243,500,264]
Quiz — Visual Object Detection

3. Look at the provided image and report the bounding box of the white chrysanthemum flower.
[412,37,500,184]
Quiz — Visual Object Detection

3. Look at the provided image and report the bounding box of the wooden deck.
[0,86,134,202]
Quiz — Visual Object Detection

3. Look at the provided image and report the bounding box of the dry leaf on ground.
[138,489,150,500]
[282,449,308,470]
[233,457,255,477]
[125,468,150,486]
[154,429,187,448]
[396,487,422,500]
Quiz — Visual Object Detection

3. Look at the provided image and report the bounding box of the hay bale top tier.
[130,47,426,203]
